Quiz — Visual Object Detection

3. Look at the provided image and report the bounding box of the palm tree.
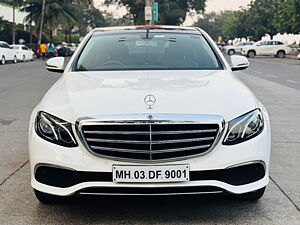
[22,0,79,42]
[38,0,45,45]
[7,0,24,44]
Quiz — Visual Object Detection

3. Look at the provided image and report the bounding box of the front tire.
[277,51,285,58]
[236,187,266,201]
[247,51,256,58]
[1,56,5,65]
[228,49,235,55]
[13,56,17,64]
[34,189,67,204]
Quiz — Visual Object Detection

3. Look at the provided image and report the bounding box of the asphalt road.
[0,58,299,225]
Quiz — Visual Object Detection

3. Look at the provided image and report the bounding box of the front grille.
[79,121,221,161]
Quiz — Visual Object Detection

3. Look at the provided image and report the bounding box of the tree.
[22,0,80,42]
[104,0,206,25]
[193,11,234,40]
[22,0,107,43]
[4,0,25,44]
[273,0,300,34]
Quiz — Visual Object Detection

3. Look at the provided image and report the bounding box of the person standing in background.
[39,43,47,60]
[48,42,55,58]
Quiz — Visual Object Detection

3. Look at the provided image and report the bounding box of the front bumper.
[29,118,271,196]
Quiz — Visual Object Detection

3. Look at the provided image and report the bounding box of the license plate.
[112,165,190,183]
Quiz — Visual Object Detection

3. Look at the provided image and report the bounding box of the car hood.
[41,70,258,123]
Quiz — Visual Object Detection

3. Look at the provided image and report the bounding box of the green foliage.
[21,0,107,42]
[104,12,134,26]
[0,16,49,44]
[53,34,80,43]
[104,0,206,25]
[193,11,234,40]
[218,0,300,39]
[273,0,300,34]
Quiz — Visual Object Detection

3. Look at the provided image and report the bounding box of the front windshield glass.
[75,32,221,71]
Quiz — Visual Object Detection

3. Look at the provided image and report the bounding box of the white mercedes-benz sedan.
[29,26,271,204]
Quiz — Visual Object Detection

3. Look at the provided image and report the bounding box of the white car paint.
[10,44,34,62]
[29,26,271,200]
[67,43,77,53]
[224,42,254,55]
[0,41,17,64]
[241,40,292,58]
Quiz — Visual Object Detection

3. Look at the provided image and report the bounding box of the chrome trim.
[83,129,218,135]
[34,163,76,175]
[90,146,150,154]
[79,191,223,196]
[226,160,266,170]
[87,137,214,145]
[90,144,211,154]
[76,114,225,163]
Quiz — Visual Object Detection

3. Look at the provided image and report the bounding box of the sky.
[94,0,252,25]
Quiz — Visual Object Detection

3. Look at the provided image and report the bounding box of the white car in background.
[29,26,271,204]
[0,41,17,64]
[10,44,35,62]
[241,40,292,58]
[67,43,77,54]
[224,42,254,55]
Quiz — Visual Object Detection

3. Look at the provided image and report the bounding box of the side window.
[276,41,284,45]
[22,46,28,50]
[3,43,10,49]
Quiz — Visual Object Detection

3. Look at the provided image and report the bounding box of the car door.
[256,41,269,55]
[236,43,244,52]
[22,46,30,59]
[5,43,14,60]
[274,41,287,54]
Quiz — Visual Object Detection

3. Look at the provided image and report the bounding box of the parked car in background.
[54,42,71,56]
[10,44,34,62]
[67,43,77,55]
[297,53,300,60]
[36,47,58,59]
[0,41,17,64]
[241,40,292,58]
[224,42,255,55]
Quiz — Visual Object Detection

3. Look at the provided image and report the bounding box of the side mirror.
[46,57,65,73]
[231,55,249,71]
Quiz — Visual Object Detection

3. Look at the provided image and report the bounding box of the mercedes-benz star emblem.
[144,94,156,109]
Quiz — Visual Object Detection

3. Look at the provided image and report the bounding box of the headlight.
[35,111,77,147]
[223,109,264,145]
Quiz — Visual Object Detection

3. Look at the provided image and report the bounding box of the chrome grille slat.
[91,144,211,154]
[78,117,223,161]
[87,138,150,144]
[87,137,215,145]
[83,129,218,135]
[152,144,211,154]
[90,146,150,154]
[152,137,215,144]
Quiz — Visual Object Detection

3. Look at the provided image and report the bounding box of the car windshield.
[75,32,221,71]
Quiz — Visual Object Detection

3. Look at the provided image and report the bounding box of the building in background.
[0,2,28,26]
